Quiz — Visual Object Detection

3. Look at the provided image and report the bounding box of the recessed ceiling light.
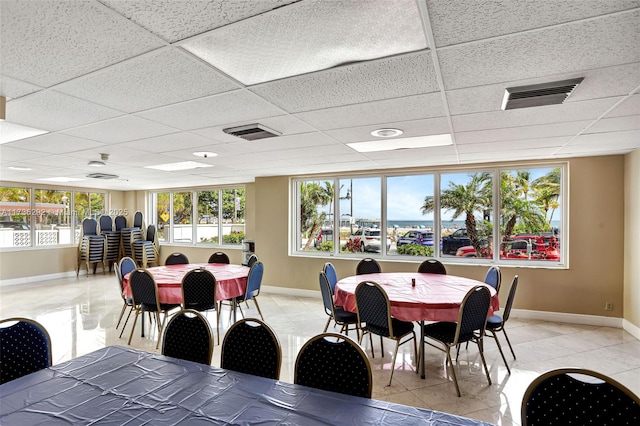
[348,134,453,153]
[8,166,32,171]
[371,128,403,138]
[39,177,84,182]
[192,151,218,158]
[145,161,214,171]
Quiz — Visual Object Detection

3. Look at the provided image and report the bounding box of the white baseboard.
[510,308,623,328]
[622,319,640,340]
[0,270,104,287]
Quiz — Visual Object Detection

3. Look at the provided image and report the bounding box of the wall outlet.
[604,302,613,311]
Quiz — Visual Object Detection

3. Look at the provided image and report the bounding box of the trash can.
[242,239,255,266]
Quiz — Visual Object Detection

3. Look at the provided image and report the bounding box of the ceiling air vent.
[223,124,281,141]
[86,173,119,179]
[501,77,584,110]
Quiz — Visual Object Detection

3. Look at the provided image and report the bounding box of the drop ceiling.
[0,0,638,190]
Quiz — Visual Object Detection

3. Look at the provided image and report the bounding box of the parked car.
[348,228,391,252]
[396,230,436,247]
[0,221,30,230]
[455,235,560,261]
[441,228,472,254]
[313,227,333,247]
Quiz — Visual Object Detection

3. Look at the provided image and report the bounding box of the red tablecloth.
[335,272,499,323]
[123,263,250,305]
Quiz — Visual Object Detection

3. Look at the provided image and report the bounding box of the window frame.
[291,162,568,269]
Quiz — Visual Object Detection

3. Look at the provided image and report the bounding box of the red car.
[455,235,560,260]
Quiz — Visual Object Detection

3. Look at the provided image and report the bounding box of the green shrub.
[223,232,245,244]
[317,241,333,252]
[397,244,434,256]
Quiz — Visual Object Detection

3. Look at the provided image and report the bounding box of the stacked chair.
[132,225,159,268]
[120,211,144,260]
[99,215,121,271]
[76,218,106,276]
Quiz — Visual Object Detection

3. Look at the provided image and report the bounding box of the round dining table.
[334,272,499,378]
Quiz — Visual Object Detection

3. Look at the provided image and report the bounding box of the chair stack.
[99,215,120,271]
[120,211,144,259]
[132,225,159,268]
[76,218,106,276]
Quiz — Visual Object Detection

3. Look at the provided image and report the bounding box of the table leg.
[420,320,425,379]
[232,299,237,323]
[141,311,145,337]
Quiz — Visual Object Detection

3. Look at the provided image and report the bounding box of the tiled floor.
[1,273,638,425]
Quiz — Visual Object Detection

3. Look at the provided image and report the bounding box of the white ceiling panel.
[0,1,637,189]
[295,93,446,131]
[54,48,241,113]
[427,0,640,47]
[181,0,427,85]
[61,115,179,144]
[438,10,640,90]
[136,90,284,131]
[6,91,122,132]
[250,51,438,113]
[0,0,164,87]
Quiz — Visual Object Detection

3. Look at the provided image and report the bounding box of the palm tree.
[300,181,333,249]
[532,168,560,228]
[421,173,492,255]
[500,171,547,240]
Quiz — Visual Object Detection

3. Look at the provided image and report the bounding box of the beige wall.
[624,149,640,328]
[0,155,635,321]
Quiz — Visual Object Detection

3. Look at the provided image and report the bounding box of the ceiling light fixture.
[193,151,218,158]
[8,166,32,171]
[145,161,214,171]
[39,177,84,183]
[348,134,453,153]
[88,153,109,167]
[371,128,403,138]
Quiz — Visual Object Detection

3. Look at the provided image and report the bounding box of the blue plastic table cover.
[0,345,494,425]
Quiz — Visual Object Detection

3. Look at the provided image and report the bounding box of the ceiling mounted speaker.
[501,78,584,110]
[223,124,281,141]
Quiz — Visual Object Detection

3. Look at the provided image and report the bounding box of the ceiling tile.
[100,0,298,43]
[116,132,221,153]
[455,121,591,145]
[295,93,446,130]
[459,147,558,163]
[427,0,640,47]
[605,93,640,117]
[557,129,640,154]
[5,133,106,154]
[456,137,570,154]
[0,0,164,87]
[191,115,316,143]
[325,117,451,143]
[438,10,640,90]
[6,91,122,131]
[181,0,427,85]
[585,115,640,133]
[136,90,284,130]
[54,48,240,113]
[0,76,43,100]
[250,51,438,113]
[61,115,179,144]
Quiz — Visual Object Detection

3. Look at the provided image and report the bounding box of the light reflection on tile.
[1,273,638,426]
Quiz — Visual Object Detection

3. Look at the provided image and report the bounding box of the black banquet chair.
[226,261,265,321]
[521,368,640,426]
[246,253,258,267]
[422,285,492,397]
[165,252,189,265]
[484,265,502,293]
[161,309,214,365]
[181,268,220,344]
[208,251,230,264]
[323,261,339,294]
[484,275,519,373]
[295,332,372,398]
[0,318,52,384]
[319,271,358,337]
[114,256,137,336]
[99,215,120,271]
[76,217,106,276]
[221,318,282,380]
[355,280,417,387]
[356,258,381,275]
[132,225,159,268]
[417,258,447,274]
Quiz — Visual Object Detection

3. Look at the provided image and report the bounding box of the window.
[150,187,245,246]
[292,163,566,267]
[0,186,105,248]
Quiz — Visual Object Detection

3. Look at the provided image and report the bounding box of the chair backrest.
[417,258,447,274]
[165,252,189,265]
[114,215,127,231]
[455,285,491,344]
[146,224,157,243]
[119,257,137,279]
[162,309,214,365]
[356,258,381,275]
[181,268,217,310]
[319,272,336,317]
[323,262,338,294]
[221,318,282,380]
[0,318,52,384]
[294,332,372,398]
[502,275,519,322]
[244,261,264,300]
[246,254,258,267]
[208,251,230,264]
[484,266,501,292]
[354,281,393,338]
[82,218,98,236]
[129,269,160,311]
[98,215,113,232]
[133,211,143,228]
[521,368,640,426]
